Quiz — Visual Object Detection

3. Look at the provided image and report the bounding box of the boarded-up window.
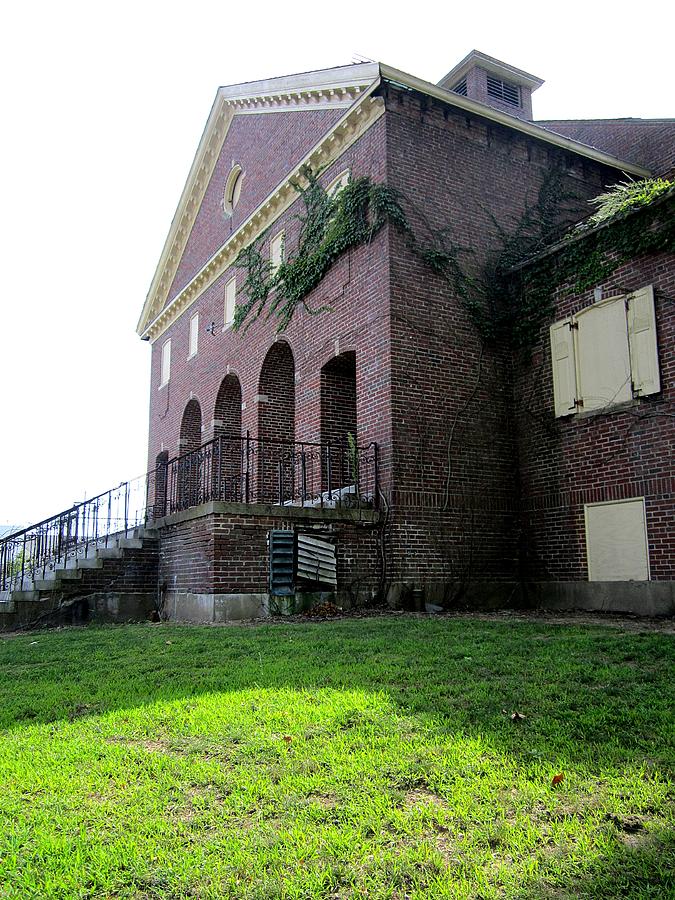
[160,339,171,387]
[188,313,199,358]
[224,276,236,328]
[585,498,649,581]
[550,286,660,417]
[575,297,631,411]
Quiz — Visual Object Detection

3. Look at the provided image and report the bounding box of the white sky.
[1,0,672,527]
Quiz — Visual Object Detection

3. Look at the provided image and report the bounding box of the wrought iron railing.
[157,433,378,517]
[0,474,152,592]
[0,435,378,592]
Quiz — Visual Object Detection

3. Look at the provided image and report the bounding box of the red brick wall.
[381,85,621,589]
[148,115,392,490]
[158,509,381,600]
[515,250,675,581]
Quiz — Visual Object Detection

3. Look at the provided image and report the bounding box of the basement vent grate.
[486,75,521,107]
[451,78,468,96]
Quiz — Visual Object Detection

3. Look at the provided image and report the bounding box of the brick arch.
[212,374,243,502]
[257,341,295,503]
[258,341,295,445]
[175,398,203,510]
[213,374,242,437]
[152,450,169,519]
[179,397,203,454]
[321,351,357,492]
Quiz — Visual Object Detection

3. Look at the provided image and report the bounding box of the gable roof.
[138,61,652,342]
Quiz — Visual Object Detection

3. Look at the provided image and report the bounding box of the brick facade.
[515,250,675,585]
[142,59,673,617]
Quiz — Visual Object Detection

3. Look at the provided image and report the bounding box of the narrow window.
[188,313,199,358]
[224,276,236,329]
[160,339,171,387]
[270,231,285,274]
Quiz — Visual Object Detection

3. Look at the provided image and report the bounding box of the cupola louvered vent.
[486,75,521,107]
[451,77,468,96]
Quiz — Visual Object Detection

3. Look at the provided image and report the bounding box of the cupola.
[437,50,544,121]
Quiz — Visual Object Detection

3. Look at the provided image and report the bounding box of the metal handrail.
[0,435,379,592]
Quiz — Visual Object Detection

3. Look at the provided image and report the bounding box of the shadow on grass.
[0,615,673,772]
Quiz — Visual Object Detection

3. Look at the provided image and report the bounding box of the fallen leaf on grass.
[283,735,293,744]
[552,773,564,786]
[511,711,526,722]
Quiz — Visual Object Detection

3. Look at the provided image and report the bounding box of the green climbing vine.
[233,165,674,353]
[510,182,675,349]
[233,165,467,334]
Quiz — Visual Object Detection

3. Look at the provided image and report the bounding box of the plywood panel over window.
[585,498,649,582]
[575,297,631,411]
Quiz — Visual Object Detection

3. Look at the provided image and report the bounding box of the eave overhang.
[379,64,652,180]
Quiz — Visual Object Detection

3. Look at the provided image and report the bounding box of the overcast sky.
[1,0,672,527]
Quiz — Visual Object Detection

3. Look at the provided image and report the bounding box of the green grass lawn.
[0,615,673,899]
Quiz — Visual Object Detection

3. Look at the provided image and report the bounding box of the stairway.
[0,527,159,631]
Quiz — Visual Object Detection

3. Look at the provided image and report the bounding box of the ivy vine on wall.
[233,165,674,353]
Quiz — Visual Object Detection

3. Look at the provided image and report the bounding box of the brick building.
[136,50,674,620]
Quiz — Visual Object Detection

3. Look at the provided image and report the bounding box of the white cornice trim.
[379,64,652,179]
[137,64,380,337]
[140,82,384,342]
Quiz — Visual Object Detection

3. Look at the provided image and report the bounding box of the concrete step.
[117,538,144,549]
[95,547,124,560]
[0,599,15,613]
[53,569,84,581]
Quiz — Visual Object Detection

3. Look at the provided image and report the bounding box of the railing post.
[326,444,332,506]
[373,442,380,509]
[301,448,307,505]
[124,481,129,533]
[21,533,26,589]
[277,460,283,506]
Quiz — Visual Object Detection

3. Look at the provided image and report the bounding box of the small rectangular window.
[188,313,199,358]
[224,276,236,329]
[160,339,171,387]
[270,231,285,274]
[585,498,649,581]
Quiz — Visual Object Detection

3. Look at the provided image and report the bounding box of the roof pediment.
[137,63,380,337]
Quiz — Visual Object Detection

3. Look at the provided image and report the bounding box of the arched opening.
[258,341,295,503]
[173,398,203,511]
[213,374,243,501]
[321,352,357,494]
[153,450,169,520]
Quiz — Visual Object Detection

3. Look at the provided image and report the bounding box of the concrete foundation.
[523,581,675,616]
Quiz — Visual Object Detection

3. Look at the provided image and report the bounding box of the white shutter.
[585,498,649,582]
[575,297,632,411]
[550,319,577,417]
[627,285,660,397]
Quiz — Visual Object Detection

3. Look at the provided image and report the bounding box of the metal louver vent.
[486,75,521,107]
[451,78,468,96]
[269,530,295,596]
[297,534,337,588]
